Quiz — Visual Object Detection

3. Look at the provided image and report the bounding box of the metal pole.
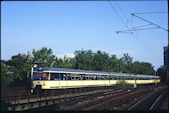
[31,65,34,80]
[31,65,34,93]
[131,13,169,32]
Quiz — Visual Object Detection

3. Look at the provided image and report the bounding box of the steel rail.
[127,88,163,110]
[83,88,150,110]
[149,91,167,110]
[63,89,127,110]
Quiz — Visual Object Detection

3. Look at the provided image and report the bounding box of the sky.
[1,1,168,70]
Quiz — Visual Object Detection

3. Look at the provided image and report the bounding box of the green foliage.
[7,54,31,81]
[53,56,75,69]
[121,53,133,73]
[131,61,155,75]
[32,47,55,67]
[1,62,14,88]
[74,49,94,70]
[115,79,133,90]
[121,53,133,65]
[92,50,110,71]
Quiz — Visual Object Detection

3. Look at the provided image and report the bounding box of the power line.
[107,1,163,61]
[130,33,160,60]
[134,32,162,60]
[107,0,128,28]
[114,0,129,24]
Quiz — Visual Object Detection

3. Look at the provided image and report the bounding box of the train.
[31,67,160,91]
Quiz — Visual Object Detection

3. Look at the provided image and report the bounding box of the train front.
[31,67,50,92]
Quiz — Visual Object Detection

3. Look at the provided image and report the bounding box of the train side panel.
[32,79,160,89]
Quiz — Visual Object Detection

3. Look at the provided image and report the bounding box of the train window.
[67,74,71,80]
[93,75,97,80]
[76,77,79,80]
[79,75,82,80]
[82,76,86,80]
[50,73,54,80]
[46,73,49,80]
[97,76,100,80]
[95,75,98,80]
[42,73,46,80]
[99,76,102,80]
[62,74,65,80]
[59,73,64,80]
[63,74,66,80]
[33,72,44,80]
[71,77,75,80]
[53,73,59,80]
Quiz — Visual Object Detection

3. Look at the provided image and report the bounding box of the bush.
[115,79,133,90]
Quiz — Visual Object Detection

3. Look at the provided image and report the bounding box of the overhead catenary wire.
[114,0,129,24]
[136,32,162,59]
[131,13,169,32]
[130,33,160,60]
[107,1,161,61]
[107,0,128,28]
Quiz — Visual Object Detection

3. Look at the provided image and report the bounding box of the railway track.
[1,86,117,111]
[1,85,166,111]
[61,89,125,110]
[61,85,167,110]
[127,87,168,110]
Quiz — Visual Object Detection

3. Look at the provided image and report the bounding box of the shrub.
[115,79,133,90]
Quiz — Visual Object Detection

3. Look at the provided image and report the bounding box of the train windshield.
[33,71,49,80]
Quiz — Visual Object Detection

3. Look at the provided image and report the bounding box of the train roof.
[136,74,159,78]
[34,67,159,77]
[34,67,124,75]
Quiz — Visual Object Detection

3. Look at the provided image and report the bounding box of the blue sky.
[1,1,168,70]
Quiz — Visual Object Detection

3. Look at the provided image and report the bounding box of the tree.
[111,58,124,72]
[4,54,31,87]
[121,53,133,73]
[32,47,55,67]
[62,56,75,69]
[1,62,14,88]
[92,50,109,71]
[53,56,75,69]
[121,53,133,65]
[7,54,31,81]
[131,61,155,75]
[74,49,94,70]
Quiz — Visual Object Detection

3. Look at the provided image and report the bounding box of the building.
[163,46,168,66]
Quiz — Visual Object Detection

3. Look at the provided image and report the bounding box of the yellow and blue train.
[31,67,160,90]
